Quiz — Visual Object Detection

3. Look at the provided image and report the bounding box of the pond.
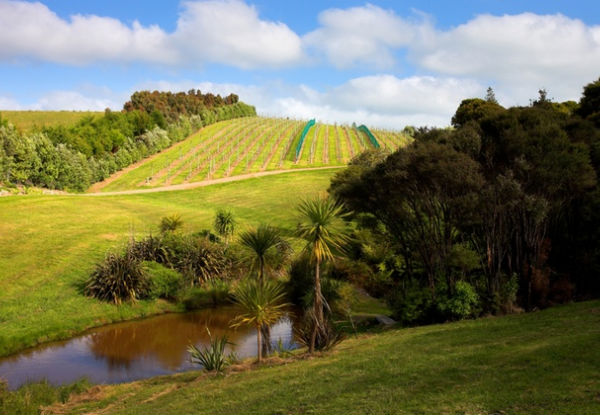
[0,306,296,390]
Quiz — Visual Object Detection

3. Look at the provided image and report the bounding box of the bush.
[188,328,235,373]
[144,261,183,300]
[85,250,150,304]
[440,281,480,320]
[286,255,343,312]
[159,214,183,234]
[294,313,344,351]
[177,237,231,285]
[182,280,232,310]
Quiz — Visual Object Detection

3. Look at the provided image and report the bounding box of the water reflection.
[0,306,296,390]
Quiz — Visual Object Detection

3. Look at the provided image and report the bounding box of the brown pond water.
[0,306,296,390]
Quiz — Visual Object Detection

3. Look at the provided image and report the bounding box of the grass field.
[0,110,102,132]
[37,300,600,414]
[92,117,409,193]
[0,169,338,357]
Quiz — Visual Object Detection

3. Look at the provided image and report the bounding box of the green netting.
[296,119,315,160]
[358,125,380,149]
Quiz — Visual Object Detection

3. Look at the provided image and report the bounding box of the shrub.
[286,255,342,311]
[182,280,232,310]
[294,312,344,352]
[144,261,183,300]
[128,234,170,264]
[159,214,183,233]
[177,237,230,285]
[85,250,150,304]
[441,281,480,320]
[188,328,234,373]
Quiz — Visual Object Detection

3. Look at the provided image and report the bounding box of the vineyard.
[94,116,410,192]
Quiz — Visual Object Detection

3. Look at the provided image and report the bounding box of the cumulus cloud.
[172,0,302,68]
[303,4,419,68]
[0,0,301,68]
[0,1,175,65]
[413,13,600,103]
[139,75,482,128]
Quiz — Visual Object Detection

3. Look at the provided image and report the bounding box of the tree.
[485,87,498,104]
[231,279,288,362]
[238,224,290,355]
[238,224,290,283]
[296,197,349,353]
[451,98,504,128]
[214,209,236,246]
[160,214,183,233]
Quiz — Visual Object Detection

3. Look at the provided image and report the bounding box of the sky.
[0,0,599,128]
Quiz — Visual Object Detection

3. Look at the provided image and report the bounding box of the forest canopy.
[0,90,255,191]
[330,77,600,323]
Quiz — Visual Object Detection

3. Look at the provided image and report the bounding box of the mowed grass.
[0,110,102,132]
[0,169,336,357]
[45,300,600,415]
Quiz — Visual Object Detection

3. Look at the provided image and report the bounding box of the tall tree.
[231,279,288,362]
[296,197,349,353]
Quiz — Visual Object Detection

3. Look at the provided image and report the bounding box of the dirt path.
[82,166,344,196]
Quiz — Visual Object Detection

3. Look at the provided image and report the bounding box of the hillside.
[90,117,410,193]
[0,169,337,356]
[42,300,600,414]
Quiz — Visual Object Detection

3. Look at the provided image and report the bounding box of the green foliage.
[144,261,183,300]
[286,254,342,311]
[182,280,232,310]
[0,378,90,415]
[238,224,290,281]
[294,312,344,351]
[159,214,183,234]
[231,279,289,361]
[214,209,235,242]
[0,93,255,191]
[440,281,480,320]
[176,237,231,285]
[296,197,350,263]
[85,249,151,304]
[188,328,234,373]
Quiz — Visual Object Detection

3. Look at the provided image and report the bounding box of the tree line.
[329,78,600,324]
[0,91,255,191]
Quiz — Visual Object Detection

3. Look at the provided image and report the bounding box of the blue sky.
[0,0,599,128]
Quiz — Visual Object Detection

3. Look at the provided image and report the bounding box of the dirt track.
[83,166,344,196]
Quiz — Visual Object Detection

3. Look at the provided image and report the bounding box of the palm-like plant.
[296,196,349,353]
[214,209,235,245]
[231,279,289,362]
[238,224,290,283]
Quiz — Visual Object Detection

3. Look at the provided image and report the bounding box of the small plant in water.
[188,328,234,373]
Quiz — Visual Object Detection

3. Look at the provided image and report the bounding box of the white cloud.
[29,91,120,111]
[412,13,600,103]
[303,4,419,69]
[172,0,303,68]
[139,75,482,128]
[0,96,21,110]
[0,0,301,68]
[0,1,175,65]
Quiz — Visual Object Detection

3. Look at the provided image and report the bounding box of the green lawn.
[42,300,600,415]
[0,169,337,356]
[0,110,102,132]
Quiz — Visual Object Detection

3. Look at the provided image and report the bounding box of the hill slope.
[47,300,600,414]
[0,169,336,356]
[91,117,410,193]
